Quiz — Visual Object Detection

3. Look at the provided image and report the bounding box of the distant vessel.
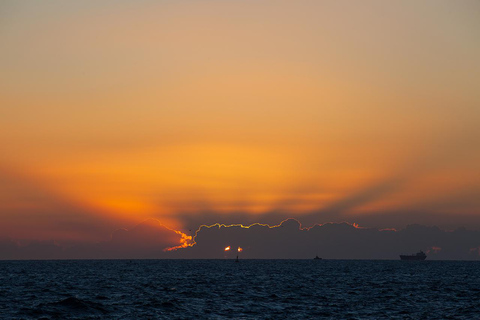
[400,251,427,261]
[314,255,322,260]
[235,254,239,263]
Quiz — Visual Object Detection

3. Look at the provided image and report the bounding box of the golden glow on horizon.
[224,246,231,251]
[164,230,194,251]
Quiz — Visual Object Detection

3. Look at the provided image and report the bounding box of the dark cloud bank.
[2,219,480,260]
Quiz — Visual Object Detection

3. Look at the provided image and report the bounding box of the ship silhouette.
[400,251,427,261]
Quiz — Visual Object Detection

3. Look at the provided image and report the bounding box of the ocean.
[1,259,479,319]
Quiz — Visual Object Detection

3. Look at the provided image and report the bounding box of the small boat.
[314,255,322,260]
[400,251,427,261]
[235,254,239,263]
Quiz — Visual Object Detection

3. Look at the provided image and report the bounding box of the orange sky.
[1,0,479,242]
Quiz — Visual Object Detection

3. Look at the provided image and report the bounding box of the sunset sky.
[1,0,480,247]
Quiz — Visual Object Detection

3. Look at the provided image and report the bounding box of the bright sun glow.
[238,247,243,252]
[0,0,479,245]
[224,246,230,251]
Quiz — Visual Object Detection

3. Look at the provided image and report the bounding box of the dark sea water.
[1,260,480,319]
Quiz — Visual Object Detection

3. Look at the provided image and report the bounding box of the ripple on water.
[1,260,480,319]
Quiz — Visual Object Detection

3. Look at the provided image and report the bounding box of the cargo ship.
[400,251,427,261]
